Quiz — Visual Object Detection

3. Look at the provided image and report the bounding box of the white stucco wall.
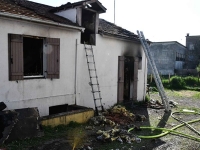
[0,17,147,116]
[55,9,77,23]
[0,17,80,116]
[76,35,147,109]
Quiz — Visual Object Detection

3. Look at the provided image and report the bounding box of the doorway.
[117,56,138,103]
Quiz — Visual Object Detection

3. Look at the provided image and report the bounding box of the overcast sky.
[30,0,200,46]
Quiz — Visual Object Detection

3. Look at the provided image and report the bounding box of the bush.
[170,76,186,89]
[145,95,150,102]
[183,76,198,86]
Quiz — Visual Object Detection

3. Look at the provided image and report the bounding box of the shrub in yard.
[145,95,150,102]
[183,76,198,86]
[162,79,170,88]
[170,76,186,89]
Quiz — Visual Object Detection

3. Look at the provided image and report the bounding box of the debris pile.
[104,105,146,125]
[147,99,164,109]
[87,105,145,144]
[147,99,178,109]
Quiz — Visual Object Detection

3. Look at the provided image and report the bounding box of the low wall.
[41,107,94,127]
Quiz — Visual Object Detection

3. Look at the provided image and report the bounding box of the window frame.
[8,34,60,81]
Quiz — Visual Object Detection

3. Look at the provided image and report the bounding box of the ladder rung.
[87,62,94,63]
[90,76,98,78]
[94,98,102,100]
[86,55,94,57]
[89,69,96,71]
[92,91,100,93]
[92,84,99,85]
[86,48,92,50]
[96,106,103,108]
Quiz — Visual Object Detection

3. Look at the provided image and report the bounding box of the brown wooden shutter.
[117,56,125,103]
[46,38,60,79]
[133,57,139,100]
[9,34,23,81]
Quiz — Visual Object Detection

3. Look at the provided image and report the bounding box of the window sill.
[23,75,45,79]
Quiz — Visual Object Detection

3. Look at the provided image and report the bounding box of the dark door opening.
[118,56,137,103]
[81,9,96,45]
[23,37,43,76]
[124,57,134,101]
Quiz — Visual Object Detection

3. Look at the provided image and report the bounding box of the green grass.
[193,92,200,99]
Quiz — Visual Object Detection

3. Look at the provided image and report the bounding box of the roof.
[0,0,140,42]
[98,19,140,42]
[0,0,78,26]
[51,0,106,13]
[151,41,186,49]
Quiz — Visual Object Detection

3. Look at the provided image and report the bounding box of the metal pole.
[114,0,115,24]
[74,39,78,105]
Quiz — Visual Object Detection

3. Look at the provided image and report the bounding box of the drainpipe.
[74,39,78,105]
[0,12,85,32]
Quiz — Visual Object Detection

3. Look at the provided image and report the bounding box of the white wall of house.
[0,17,147,117]
[55,9,77,23]
[76,35,147,109]
[0,17,80,116]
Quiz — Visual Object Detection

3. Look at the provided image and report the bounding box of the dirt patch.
[174,90,198,97]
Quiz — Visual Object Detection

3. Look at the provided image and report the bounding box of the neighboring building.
[185,34,200,69]
[0,0,147,116]
[148,41,186,75]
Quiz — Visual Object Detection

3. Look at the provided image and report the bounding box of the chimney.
[187,33,189,36]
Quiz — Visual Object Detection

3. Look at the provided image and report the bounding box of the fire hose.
[128,110,200,141]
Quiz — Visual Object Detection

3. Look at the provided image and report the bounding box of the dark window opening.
[81,9,96,45]
[124,57,134,101]
[23,37,43,76]
[49,104,68,115]
[49,104,85,115]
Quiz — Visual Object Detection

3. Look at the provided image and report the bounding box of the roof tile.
[99,19,140,42]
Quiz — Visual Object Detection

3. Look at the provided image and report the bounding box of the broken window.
[23,37,43,77]
[81,9,96,45]
[8,34,60,80]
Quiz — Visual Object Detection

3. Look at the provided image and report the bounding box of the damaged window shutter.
[9,34,23,81]
[46,38,60,79]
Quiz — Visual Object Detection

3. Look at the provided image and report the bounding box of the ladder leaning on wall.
[137,31,171,112]
[84,43,104,115]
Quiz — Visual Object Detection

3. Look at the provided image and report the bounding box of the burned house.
[148,41,186,75]
[0,0,147,117]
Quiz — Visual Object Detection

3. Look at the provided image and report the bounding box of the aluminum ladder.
[137,31,171,112]
[84,43,104,115]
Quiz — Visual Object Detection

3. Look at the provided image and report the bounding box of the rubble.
[88,105,144,144]
[169,100,178,107]
[148,99,164,109]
